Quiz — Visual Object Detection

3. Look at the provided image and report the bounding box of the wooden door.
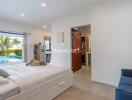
[72,29,81,72]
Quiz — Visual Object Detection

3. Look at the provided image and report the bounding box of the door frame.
[71,24,91,72]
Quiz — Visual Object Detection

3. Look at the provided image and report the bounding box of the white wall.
[0,20,51,61]
[51,0,132,86]
[27,30,51,61]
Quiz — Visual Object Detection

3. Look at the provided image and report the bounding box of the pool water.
[0,56,22,64]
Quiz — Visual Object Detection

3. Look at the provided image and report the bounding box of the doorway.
[71,25,91,72]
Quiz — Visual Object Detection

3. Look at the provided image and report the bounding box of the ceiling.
[0,0,104,29]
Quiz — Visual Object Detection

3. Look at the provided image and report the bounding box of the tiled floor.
[54,66,115,100]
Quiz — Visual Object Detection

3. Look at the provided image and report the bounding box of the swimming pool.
[0,56,22,64]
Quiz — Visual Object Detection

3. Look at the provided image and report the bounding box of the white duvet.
[0,63,70,92]
[0,76,20,100]
[0,76,18,94]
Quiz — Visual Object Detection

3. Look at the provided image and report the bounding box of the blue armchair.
[116,69,132,100]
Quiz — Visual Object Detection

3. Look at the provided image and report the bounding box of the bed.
[0,77,20,100]
[0,63,73,100]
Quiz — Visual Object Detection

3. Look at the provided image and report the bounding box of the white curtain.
[23,33,28,62]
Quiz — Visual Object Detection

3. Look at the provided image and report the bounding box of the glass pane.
[0,32,7,63]
[0,32,24,64]
[45,40,50,50]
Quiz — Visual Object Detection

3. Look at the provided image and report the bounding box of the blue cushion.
[118,85,132,93]
[122,69,132,77]
[116,69,132,100]
[116,88,132,100]
[120,76,132,86]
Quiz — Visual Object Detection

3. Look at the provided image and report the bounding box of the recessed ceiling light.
[41,2,47,7]
[20,13,25,17]
[43,25,47,29]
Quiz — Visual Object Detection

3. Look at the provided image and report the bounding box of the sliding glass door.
[0,31,24,64]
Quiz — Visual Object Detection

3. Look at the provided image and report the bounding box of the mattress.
[0,63,71,92]
[0,77,20,100]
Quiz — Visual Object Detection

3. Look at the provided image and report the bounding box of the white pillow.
[0,76,9,86]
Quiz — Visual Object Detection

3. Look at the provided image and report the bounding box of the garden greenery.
[0,36,22,56]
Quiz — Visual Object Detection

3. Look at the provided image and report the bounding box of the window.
[0,31,24,64]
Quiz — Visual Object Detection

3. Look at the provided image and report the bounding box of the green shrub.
[0,50,14,56]
[0,49,22,56]
[14,49,22,56]
[0,50,5,55]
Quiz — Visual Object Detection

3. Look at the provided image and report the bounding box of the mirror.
[44,36,51,51]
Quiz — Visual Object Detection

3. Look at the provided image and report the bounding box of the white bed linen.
[0,77,19,100]
[0,63,71,92]
[0,77,18,95]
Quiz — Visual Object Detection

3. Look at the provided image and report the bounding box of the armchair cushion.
[118,85,132,94]
[122,69,132,77]
[116,88,132,100]
[120,76,132,86]
[116,69,132,100]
